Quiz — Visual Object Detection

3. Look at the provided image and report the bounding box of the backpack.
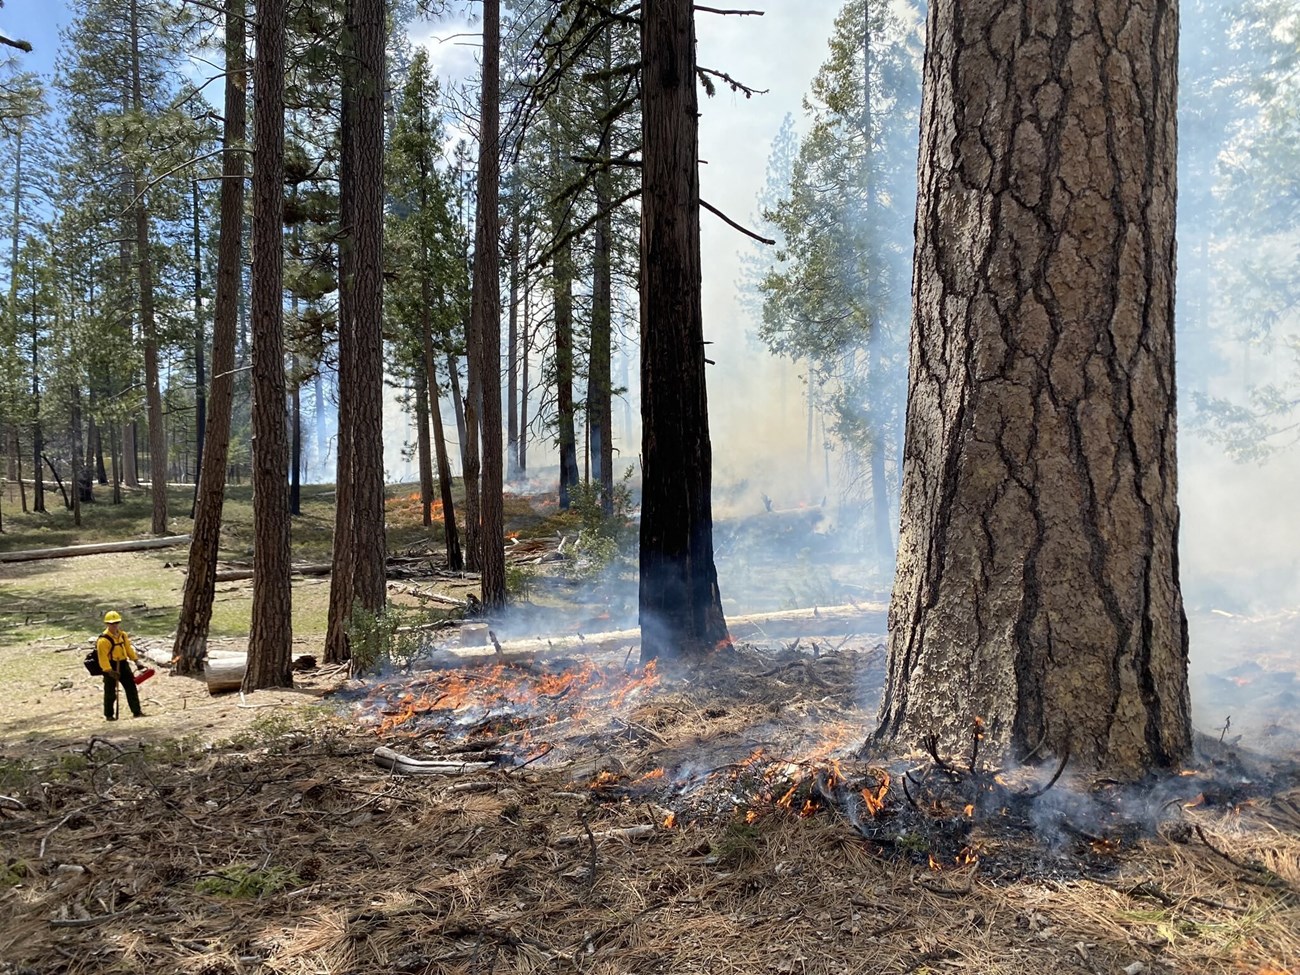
[84,647,105,677]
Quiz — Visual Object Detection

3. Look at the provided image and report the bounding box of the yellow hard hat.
[103,611,122,624]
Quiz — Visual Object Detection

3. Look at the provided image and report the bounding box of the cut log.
[204,655,247,694]
[204,652,317,694]
[0,535,192,564]
[372,746,494,776]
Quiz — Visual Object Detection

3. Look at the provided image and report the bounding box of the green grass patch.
[195,864,302,899]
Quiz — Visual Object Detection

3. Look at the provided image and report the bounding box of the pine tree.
[880,0,1190,776]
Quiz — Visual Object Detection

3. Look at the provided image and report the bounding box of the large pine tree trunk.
[245,0,293,692]
[326,12,359,666]
[173,0,246,677]
[472,0,505,611]
[879,0,1190,776]
[131,0,168,536]
[348,0,389,630]
[638,0,727,662]
[191,179,205,512]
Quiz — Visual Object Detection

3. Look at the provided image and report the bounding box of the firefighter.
[97,611,144,720]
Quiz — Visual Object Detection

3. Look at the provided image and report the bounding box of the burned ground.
[2,631,1298,975]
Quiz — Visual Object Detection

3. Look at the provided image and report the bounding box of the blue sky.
[0,0,69,76]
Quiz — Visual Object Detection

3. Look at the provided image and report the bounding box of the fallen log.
[203,652,320,694]
[213,562,332,583]
[0,535,192,564]
[389,584,467,608]
[425,603,888,666]
[372,746,494,776]
[204,655,247,694]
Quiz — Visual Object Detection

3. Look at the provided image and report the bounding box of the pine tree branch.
[694,6,764,14]
[700,199,775,245]
[696,66,767,98]
[0,33,32,53]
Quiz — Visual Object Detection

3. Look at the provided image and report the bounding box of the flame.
[928,853,943,872]
[369,659,661,737]
[861,772,890,816]
[745,809,760,824]
[1183,793,1205,809]
[956,845,979,867]
[663,811,676,829]
[963,804,975,818]
[589,770,622,790]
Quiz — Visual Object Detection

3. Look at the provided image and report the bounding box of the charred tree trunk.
[878,0,1190,776]
[245,0,292,691]
[472,0,505,611]
[174,0,245,675]
[553,232,579,509]
[638,0,727,662]
[519,232,531,476]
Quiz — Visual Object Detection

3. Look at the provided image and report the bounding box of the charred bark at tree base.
[637,0,727,663]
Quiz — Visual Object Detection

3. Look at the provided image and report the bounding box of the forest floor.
[1,482,1299,975]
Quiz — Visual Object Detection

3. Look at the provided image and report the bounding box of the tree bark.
[131,0,168,536]
[347,0,389,633]
[638,0,727,662]
[589,34,616,515]
[506,216,520,482]
[426,297,462,572]
[191,178,205,513]
[878,0,1190,776]
[552,226,579,510]
[473,0,505,611]
[326,8,359,666]
[173,0,246,677]
[245,0,293,692]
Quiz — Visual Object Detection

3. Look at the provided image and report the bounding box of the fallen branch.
[553,824,655,846]
[372,746,493,777]
[49,909,135,929]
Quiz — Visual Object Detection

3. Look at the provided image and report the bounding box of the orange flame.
[861,772,890,817]
[928,853,943,871]
[663,811,676,829]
